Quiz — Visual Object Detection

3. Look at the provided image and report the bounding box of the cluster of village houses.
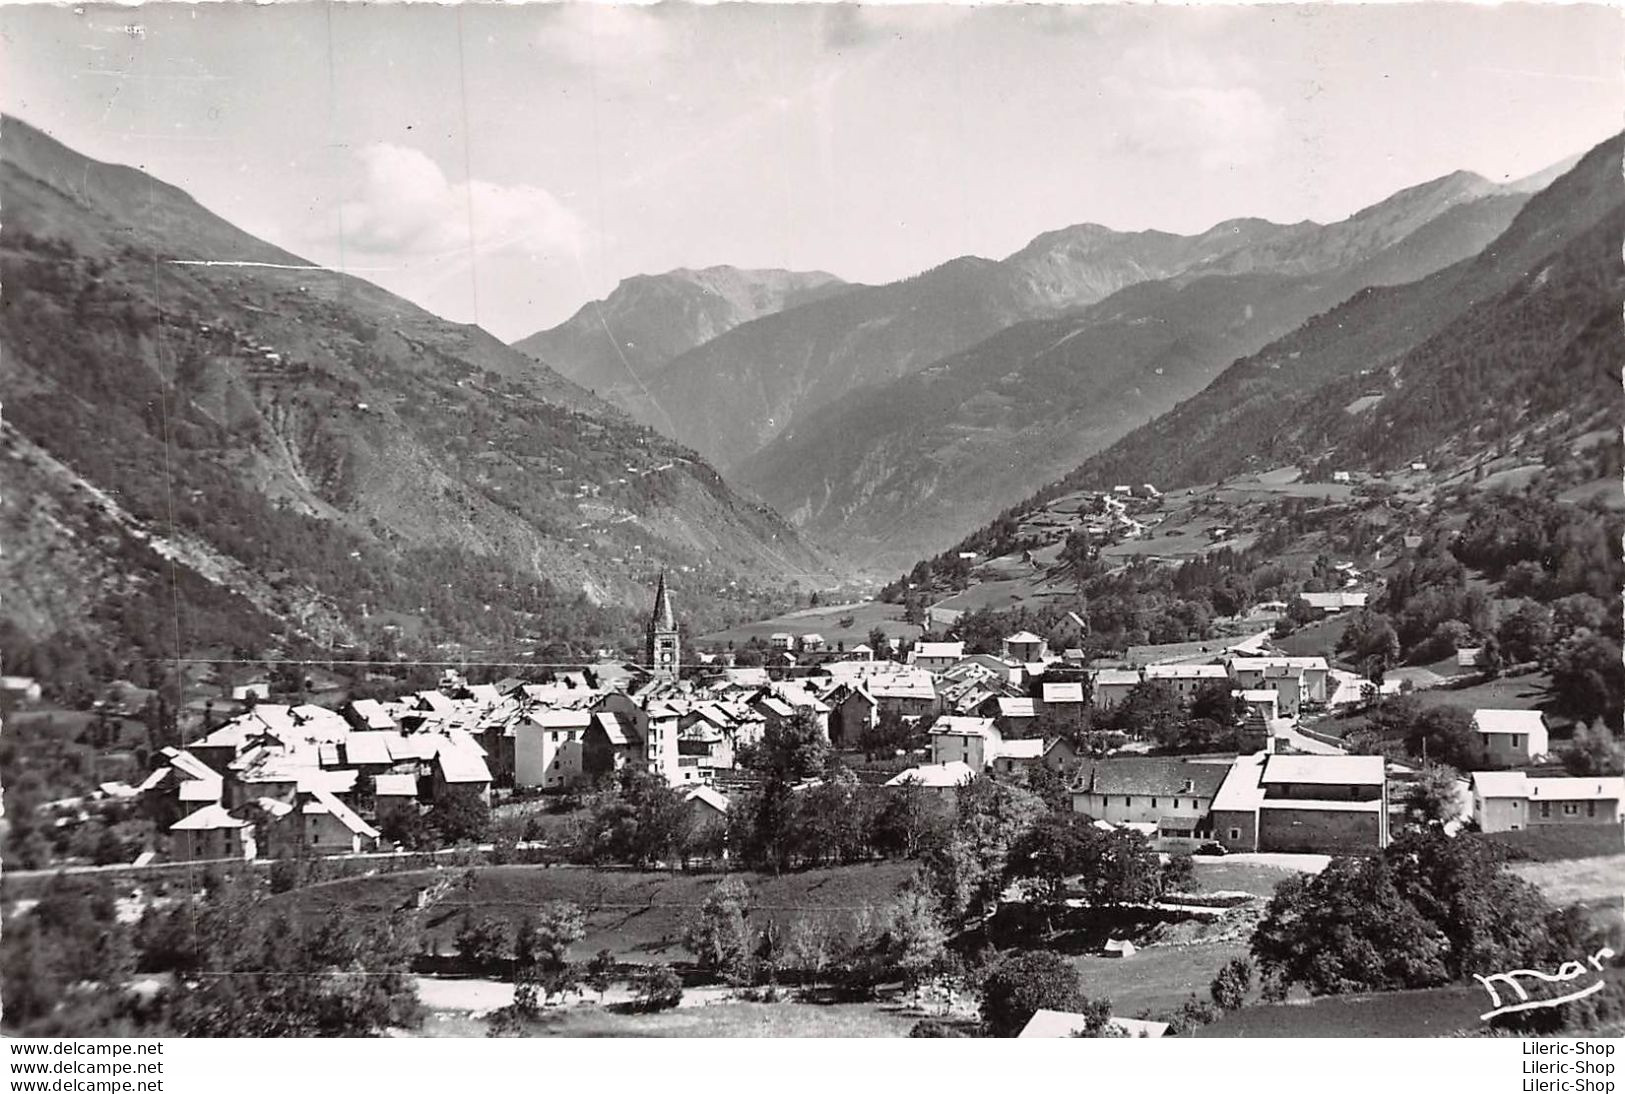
[130,580,1621,864]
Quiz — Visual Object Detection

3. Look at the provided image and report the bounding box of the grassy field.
[698,601,922,647]
[1482,826,1625,863]
[1187,860,1301,899]
[1270,615,1355,659]
[265,861,918,961]
[933,574,1066,613]
[1508,853,1625,908]
[1195,984,1489,1037]
[1414,671,1555,713]
[407,999,920,1037]
[1071,941,1253,1017]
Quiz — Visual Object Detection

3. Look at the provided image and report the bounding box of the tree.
[1006,815,1162,929]
[1166,994,1221,1036]
[1386,828,1582,982]
[433,787,491,845]
[1209,957,1252,1011]
[1497,601,1553,664]
[1548,633,1625,728]
[980,950,1105,1037]
[630,965,683,1012]
[683,877,753,982]
[513,901,585,1007]
[378,806,430,851]
[1287,597,1319,626]
[584,949,616,1003]
[2,876,139,1034]
[455,915,509,972]
[922,777,1047,926]
[760,709,829,783]
[1251,829,1575,998]
[1112,680,1181,738]
[1403,704,1479,769]
[789,767,873,866]
[1366,693,1422,741]
[1563,722,1625,777]
[1551,594,1612,638]
[1058,530,1103,592]
[787,913,836,990]
[1004,813,1092,915]
[870,779,942,858]
[1410,762,1465,824]
[739,710,834,873]
[578,768,693,866]
[1162,852,1196,894]
[1189,680,1247,731]
[884,886,949,991]
[1155,715,1242,755]
[155,876,422,1037]
[858,707,915,760]
[1023,761,1074,813]
[1337,611,1401,666]
[1251,858,1449,997]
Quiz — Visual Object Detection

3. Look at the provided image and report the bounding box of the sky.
[2,2,1620,341]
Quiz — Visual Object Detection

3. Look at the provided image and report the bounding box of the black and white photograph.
[0,0,1622,1051]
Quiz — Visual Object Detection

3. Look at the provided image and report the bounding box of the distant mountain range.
[612,221,1308,472]
[0,117,834,666]
[1038,132,1624,497]
[911,132,1623,575]
[512,266,848,425]
[731,170,1538,569]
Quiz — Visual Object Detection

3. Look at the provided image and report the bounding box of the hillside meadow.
[265,860,920,962]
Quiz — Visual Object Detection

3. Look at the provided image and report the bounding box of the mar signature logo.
[1473,947,1615,1021]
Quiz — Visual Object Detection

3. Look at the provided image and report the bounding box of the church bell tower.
[646,571,680,680]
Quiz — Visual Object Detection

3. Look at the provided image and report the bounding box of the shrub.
[631,965,683,1012]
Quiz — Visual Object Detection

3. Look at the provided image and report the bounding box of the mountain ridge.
[602,165,1541,476]
[511,264,849,416]
[734,172,1537,570]
[901,130,1624,578]
[0,116,835,669]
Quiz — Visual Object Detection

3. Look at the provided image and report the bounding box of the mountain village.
[13,567,1591,872]
[2,3,1621,1047]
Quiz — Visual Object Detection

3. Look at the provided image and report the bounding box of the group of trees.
[1250,829,1607,1000]
[1564,721,1625,777]
[572,768,709,867]
[1108,679,1253,755]
[681,877,952,1001]
[377,785,492,851]
[978,950,1111,1037]
[1003,812,1176,927]
[3,870,422,1037]
[1350,488,1624,728]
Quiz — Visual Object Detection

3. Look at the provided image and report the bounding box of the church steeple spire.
[646,572,679,679]
[651,570,676,632]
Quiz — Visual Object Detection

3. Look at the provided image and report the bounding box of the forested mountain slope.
[0,117,833,681]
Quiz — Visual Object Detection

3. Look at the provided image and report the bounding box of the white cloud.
[340,143,583,259]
